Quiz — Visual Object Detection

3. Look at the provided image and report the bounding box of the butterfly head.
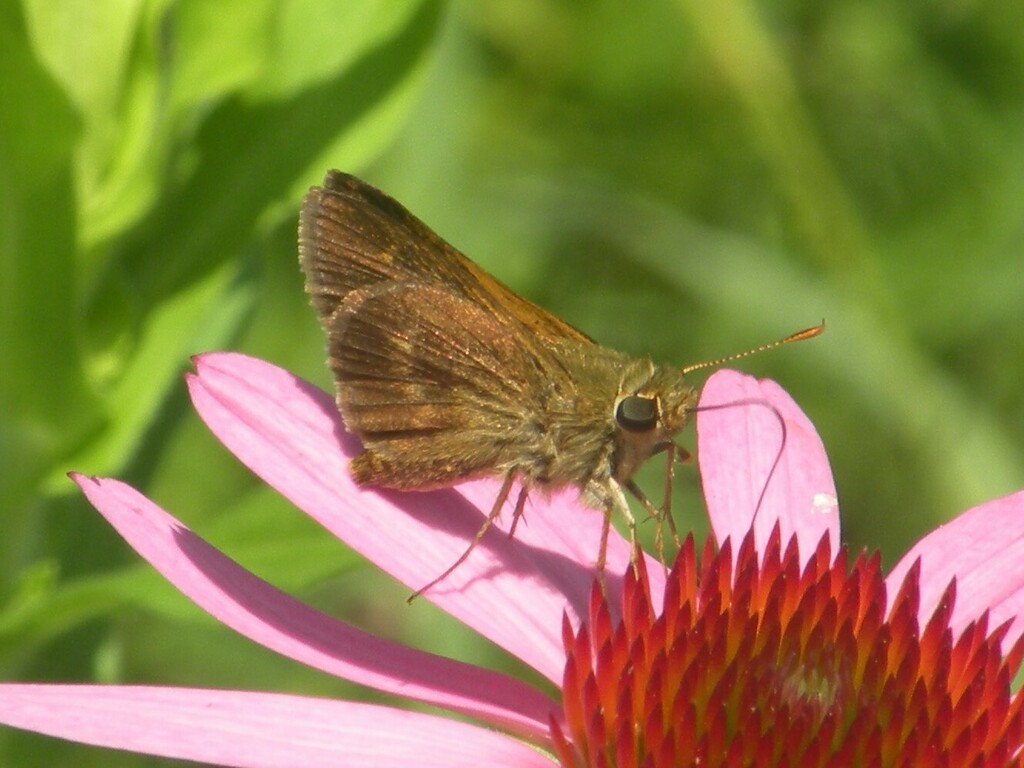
[610,365,697,482]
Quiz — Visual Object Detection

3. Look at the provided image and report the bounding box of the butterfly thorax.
[507,343,697,495]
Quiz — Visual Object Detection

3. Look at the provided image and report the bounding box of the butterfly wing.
[326,283,556,488]
[299,170,593,346]
[298,171,591,490]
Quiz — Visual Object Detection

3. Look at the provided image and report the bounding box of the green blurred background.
[1,1,1022,764]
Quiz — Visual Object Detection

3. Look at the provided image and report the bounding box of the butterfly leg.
[507,485,530,537]
[596,506,611,574]
[607,479,638,574]
[661,442,683,550]
[623,478,665,563]
[408,470,516,602]
[623,442,688,566]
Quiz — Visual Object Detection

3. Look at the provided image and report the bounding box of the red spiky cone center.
[550,528,1024,768]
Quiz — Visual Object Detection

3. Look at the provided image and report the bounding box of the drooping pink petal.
[0,685,554,768]
[886,490,1024,649]
[186,353,657,683]
[696,369,839,564]
[70,474,557,742]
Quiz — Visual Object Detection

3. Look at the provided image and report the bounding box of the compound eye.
[616,395,658,432]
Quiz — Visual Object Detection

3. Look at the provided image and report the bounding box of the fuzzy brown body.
[299,171,697,532]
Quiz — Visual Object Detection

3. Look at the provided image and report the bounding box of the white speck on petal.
[811,493,839,516]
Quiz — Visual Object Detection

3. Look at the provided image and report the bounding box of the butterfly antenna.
[680,321,825,375]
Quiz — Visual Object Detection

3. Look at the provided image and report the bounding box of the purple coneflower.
[1,354,1022,767]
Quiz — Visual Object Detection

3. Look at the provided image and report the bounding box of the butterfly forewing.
[300,171,593,345]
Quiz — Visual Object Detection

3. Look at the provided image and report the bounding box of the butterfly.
[299,171,821,596]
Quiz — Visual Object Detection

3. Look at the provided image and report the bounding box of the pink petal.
[187,353,658,683]
[71,474,556,742]
[696,369,839,564]
[0,685,553,768]
[886,490,1024,649]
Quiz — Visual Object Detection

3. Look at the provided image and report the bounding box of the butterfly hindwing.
[329,283,561,488]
